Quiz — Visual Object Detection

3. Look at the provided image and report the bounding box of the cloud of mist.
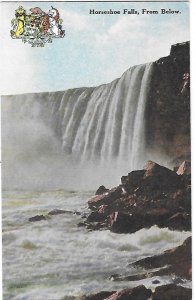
[2,96,133,191]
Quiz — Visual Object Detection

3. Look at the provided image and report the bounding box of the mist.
[2,63,172,191]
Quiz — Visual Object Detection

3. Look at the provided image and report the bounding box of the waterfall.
[61,63,153,167]
[2,63,154,190]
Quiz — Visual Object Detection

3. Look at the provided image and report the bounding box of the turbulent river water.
[2,190,191,300]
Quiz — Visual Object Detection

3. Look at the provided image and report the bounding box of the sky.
[0,1,190,95]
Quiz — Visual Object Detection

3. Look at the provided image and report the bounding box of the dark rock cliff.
[145,41,190,166]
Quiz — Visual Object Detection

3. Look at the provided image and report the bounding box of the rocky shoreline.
[81,160,191,234]
[67,284,191,300]
[76,160,191,300]
[28,160,191,300]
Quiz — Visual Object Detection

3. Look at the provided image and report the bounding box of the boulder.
[48,209,70,216]
[109,208,172,234]
[47,209,80,216]
[95,185,109,195]
[86,161,191,233]
[122,161,182,196]
[113,238,191,283]
[124,170,145,193]
[121,176,128,186]
[109,212,150,234]
[143,161,181,190]
[152,279,160,284]
[80,292,114,300]
[29,215,47,222]
[152,284,192,300]
[88,186,123,210]
[109,212,136,234]
[132,236,191,280]
[104,285,151,300]
[74,285,192,300]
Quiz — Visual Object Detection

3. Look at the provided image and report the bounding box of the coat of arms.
[10,6,65,47]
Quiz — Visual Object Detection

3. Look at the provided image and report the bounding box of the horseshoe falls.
[2,63,154,190]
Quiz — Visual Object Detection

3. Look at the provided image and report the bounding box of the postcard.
[1,1,191,299]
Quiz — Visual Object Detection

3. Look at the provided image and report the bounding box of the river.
[2,190,191,300]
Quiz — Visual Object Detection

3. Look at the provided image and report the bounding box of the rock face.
[145,41,190,165]
[85,161,191,233]
[131,236,191,280]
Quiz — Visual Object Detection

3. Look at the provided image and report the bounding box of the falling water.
[61,63,153,165]
[2,63,154,190]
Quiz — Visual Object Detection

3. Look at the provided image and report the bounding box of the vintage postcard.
[1,1,191,299]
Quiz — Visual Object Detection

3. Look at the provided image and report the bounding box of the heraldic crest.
[10,6,65,47]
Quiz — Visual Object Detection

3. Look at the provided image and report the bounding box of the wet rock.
[143,161,181,190]
[77,222,86,227]
[77,285,192,300]
[48,209,81,216]
[109,208,172,234]
[121,176,128,186]
[104,285,152,300]
[176,160,191,175]
[152,279,160,284]
[30,209,81,223]
[145,208,171,225]
[132,236,191,280]
[87,160,191,233]
[88,194,107,210]
[113,239,191,283]
[98,205,109,214]
[48,209,70,216]
[152,284,192,300]
[123,170,145,193]
[86,211,106,223]
[80,291,115,300]
[167,212,191,231]
[95,185,109,195]
[88,186,123,210]
[29,215,47,222]
[109,212,144,234]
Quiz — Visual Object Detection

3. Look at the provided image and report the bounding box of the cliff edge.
[145,41,190,166]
